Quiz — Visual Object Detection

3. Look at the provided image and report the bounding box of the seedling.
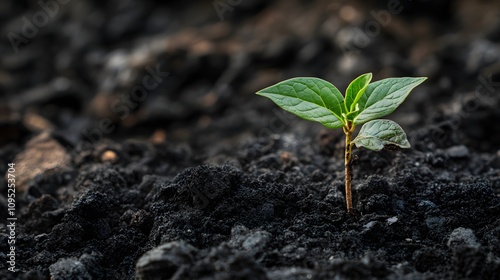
[256,73,426,214]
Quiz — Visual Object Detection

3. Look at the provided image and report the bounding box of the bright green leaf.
[256,77,346,129]
[345,73,372,113]
[353,77,427,125]
[352,119,411,151]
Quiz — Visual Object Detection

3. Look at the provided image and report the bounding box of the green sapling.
[256,73,426,214]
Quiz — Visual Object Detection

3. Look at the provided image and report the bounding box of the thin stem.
[343,121,355,214]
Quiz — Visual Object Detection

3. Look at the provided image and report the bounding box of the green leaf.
[256,77,346,129]
[352,119,411,151]
[353,77,427,125]
[345,73,372,113]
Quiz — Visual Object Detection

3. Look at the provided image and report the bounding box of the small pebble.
[386,216,398,225]
[446,145,469,158]
[149,129,167,144]
[426,216,445,232]
[49,258,92,280]
[447,227,480,249]
[136,241,197,280]
[418,200,437,211]
[101,150,118,163]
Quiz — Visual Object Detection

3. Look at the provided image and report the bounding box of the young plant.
[256,73,426,214]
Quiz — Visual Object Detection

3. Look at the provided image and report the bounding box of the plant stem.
[343,121,354,214]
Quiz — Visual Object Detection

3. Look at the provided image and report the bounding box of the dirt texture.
[1,0,500,279]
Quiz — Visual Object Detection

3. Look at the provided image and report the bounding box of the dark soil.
[1,0,500,279]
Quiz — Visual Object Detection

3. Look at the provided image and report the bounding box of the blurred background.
[1,0,500,178]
